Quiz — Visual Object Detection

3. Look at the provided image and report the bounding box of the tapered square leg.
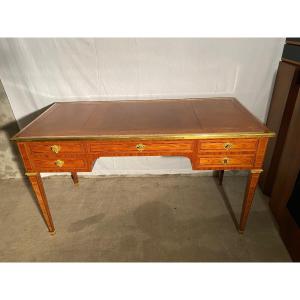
[239,169,262,233]
[71,172,79,185]
[27,173,55,234]
[218,170,224,185]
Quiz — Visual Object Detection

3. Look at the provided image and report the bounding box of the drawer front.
[32,157,88,171]
[196,155,255,167]
[89,141,194,153]
[198,139,258,151]
[28,142,85,155]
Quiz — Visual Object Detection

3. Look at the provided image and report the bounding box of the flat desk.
[12,98,275,235]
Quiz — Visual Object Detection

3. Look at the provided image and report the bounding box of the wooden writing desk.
[12,98,275,235]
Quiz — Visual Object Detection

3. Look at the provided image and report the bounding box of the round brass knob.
[136,144,145,151]
[51,145,61,154]
[55,159,64,167]
[224,143,232,150]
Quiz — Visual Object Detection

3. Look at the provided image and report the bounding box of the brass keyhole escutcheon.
[223,157,229,165]
[55,160,64,167]
[136,144,145,151]
[51,145,61,154]
[224,143,232,150]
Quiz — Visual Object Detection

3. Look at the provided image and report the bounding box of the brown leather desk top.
[12,98,274,141]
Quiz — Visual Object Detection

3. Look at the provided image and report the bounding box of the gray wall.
[0,81,22,179]
[0,38,284,175]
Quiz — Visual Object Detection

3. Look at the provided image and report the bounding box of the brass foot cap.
[49,230,56,236]
[238,230,244,234]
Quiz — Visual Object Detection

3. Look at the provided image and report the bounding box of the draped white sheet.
[0,38,284,175]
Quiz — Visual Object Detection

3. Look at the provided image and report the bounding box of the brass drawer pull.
[50,145,61,154]
[55,160,64,167]
[136,144,145,151]
[222,157,229,165]
[224,143,233,150]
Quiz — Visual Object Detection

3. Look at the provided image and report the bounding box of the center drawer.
[89,140,194,154]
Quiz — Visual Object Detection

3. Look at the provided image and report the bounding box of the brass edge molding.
[250,169,263,174]
[11,131,276,142]
[25,172,38,176]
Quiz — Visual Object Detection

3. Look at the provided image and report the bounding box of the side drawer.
[198,139,258,152]
[32,157,88,171]
[196,154,255,168]
[89,140,194,153]
[28,142,85,155]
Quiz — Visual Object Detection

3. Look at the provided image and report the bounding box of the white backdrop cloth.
[0,38,284,175]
